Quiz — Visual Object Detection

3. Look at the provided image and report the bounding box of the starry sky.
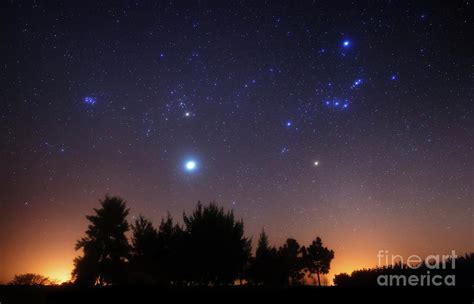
[1,1,473,284]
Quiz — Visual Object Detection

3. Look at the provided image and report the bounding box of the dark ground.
[1,285,472,304]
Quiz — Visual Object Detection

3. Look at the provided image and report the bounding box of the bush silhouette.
[333,253,474,287]
[10,273,55,286]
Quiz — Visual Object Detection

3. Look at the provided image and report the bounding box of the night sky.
[1,1,473,284]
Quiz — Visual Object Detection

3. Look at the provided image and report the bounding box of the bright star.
[390,75,397,81]
[342,40,351,47]
[314,161,319,166]
[185,160,197,172]
[185,112,191,117]
[352,79,363,88]
[286,121,293,127]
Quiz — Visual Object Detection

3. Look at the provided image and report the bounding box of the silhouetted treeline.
[247,232,333,286]
[9,274,56,286]
[334,254,474,287]
[72,195,334,287]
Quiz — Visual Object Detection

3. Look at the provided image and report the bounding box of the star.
[342,40,351,48]
[351,79,363,88]
[184,160,198,172]
[286,121,293,128]
[313,161,319,167]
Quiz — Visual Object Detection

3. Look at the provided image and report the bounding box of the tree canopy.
[72,195,335,287]
[10,273,55,286]
[72,195,130,286]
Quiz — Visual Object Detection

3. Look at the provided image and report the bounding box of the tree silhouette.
[278,238,305,286]
[248,229,277,285]
[333,272,351,287]
[67,195,342,288]
[303,237,334,286]
[72,195,130,286]
[256,229,270,258]
[10,273,55,286]
[183,201,251,285]
[334,253,474,287]
[155,214,186,285]
[455,253,474,288]
[129,215,159,284]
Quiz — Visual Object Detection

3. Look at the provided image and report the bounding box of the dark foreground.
[1,285,473,304]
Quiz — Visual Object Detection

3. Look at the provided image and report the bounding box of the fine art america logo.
[376,250,457,287]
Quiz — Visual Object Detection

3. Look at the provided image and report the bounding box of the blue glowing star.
[342,40,351,47]
[390,75,397,81]
[352,79,363,88]
[185,160,197,172]
[286,121,293,127]
[84,96,96,105]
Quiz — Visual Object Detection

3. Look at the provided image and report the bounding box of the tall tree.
[247,229,279,285]
[129,215,159,284]
[131,215,158,257]
[278,238,304,285]
[255,229,270,258]
[156,214,185,285]
[303,237,334,286]
[183,201,251,285]
[72,195,131,286]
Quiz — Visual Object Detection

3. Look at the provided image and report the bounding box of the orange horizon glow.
[2,198,472,285]
[44,268,72,284]
[3,233,471,285]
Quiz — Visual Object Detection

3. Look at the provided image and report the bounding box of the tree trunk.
[316,272,321,287]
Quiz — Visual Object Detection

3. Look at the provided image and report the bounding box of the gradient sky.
[1,1,473,284]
